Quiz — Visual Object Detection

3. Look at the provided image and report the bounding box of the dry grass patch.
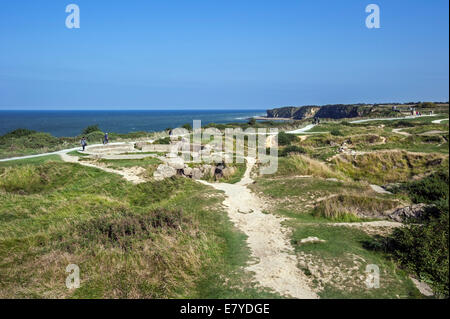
[333,150,448,184]
[313,192,402,221]
[273,154,346,180]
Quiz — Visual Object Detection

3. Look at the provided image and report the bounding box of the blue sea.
[0,110,266,137]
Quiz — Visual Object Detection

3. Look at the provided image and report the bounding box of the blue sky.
[0,0,448,110]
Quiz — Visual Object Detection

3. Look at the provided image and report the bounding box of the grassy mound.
[0,162,77,194]
[313,193,400,221]
[333,151,448,184]
[274,154,344,179]
[0,160,278,298]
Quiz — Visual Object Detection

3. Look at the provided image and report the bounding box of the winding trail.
[392,128,411,136]
[286,124,316,134]
[350,114,437,124]
[432,118,449,124]
[0,142,130,162]
[198,157,318,299]
[60,153,146,184]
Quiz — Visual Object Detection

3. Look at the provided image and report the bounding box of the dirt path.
[199,157,318,299]
[350,114,437,124]
[392,128,411,136]
[59,153,146,184]
[431,118,449,124]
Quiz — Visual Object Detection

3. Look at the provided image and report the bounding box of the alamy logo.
[66,264,80,289]
[365,264,380,288]
[66,4,80,29]
[365,4,380,29]
[169,120,278,175]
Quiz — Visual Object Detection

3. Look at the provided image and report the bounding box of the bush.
[389,200,449,297]
[280,145,306,157]
[330,129,344,136]
[181,123,192,131]
[85,131,105,143]
[393,120,416,128]
[421,135,444,143]
[278,132,296,146]
[417,102,436,108]
[403,170,449,204]
[1,128,37,139]
[82,124,101,135]
[154,137,170,145]
[76,209,185,250]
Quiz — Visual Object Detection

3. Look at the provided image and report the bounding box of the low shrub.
[388,199,449,297]
[181,123,192,131]
[0,128,37,139]
[154,137,171,145]
[278,132,296,146]
[280,145,307,157]
[313,194,399,220]
[402,170,449,204]
[85,131,105,143]
[82,124,101,135]
[330,129,344,136]
[393,120,416,128]
[76,209,185,250]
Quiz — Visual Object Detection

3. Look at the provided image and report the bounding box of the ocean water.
[0,110,266,137]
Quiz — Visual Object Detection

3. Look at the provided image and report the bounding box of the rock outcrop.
[315,104,372,119]
[389,204,432,222]
[154,164,177,180]
[267,106,320,119]
[266,104,373,120]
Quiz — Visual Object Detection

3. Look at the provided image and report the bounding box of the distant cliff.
[266,104,373,120]
[267,106,320,119]
[315,104,372,119]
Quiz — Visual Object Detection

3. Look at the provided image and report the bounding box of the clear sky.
[0,0,448,110]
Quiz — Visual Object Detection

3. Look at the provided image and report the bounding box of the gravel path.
[199,157,318,299]
[59,153,146,184]
[431,118,449,124]
[392,128,411,136]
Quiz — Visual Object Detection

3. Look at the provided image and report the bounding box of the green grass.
[0,155,62,167]
[0,158,276,298]
[67,151,89,157]
[94,157,162,169]
[288,222,422,298]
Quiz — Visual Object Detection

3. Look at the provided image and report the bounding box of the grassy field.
[0,105,448,299]
[0,156,280,298]
[251,161,426,298]
[249,109,448,298]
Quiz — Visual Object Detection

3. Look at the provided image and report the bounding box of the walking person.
[81,137,87,151]
[103,132,109,145]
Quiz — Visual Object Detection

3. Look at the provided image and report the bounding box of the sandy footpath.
[199,157,318,299]
[60,153,146,184]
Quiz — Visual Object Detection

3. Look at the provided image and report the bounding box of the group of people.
[80,133,109,151]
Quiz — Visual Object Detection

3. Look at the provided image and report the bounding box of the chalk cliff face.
[266,104,372,120]
[266,106,320,119]
[315,105,372,119]
[266,107,300,118]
